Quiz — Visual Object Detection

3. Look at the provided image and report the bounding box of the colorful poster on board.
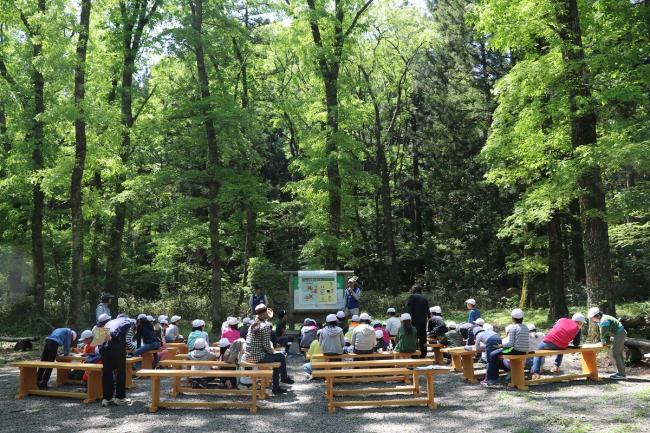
[295,270,344,310]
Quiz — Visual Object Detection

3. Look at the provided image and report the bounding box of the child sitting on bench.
[187,319,210,350]
[188,337,217,389]
[485,308,530,386]
[394,313,418,353]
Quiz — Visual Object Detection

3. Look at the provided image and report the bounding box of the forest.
[0,0,648,332]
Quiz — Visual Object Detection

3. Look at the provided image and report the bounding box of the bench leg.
[508,358,528,390]
[450,354,462,372]
[426,373,436,409]
[326,376,335,413]
[250,378,258,413]
[150,377,160,413]
[142,353,152,370]
[581,351,600,381]
[171,376,180,397]
[85,370,102,403]
[17,366,37,399]
[56,367,70,387]
[461,354,477,383]
[434,348,444,365]
[413,372,420,396]
[126,365,135,389]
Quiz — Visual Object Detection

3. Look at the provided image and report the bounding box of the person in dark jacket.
[99,317,132,407]
[134,314,161,366]
[250,284,266,314]
[406,284,429,358]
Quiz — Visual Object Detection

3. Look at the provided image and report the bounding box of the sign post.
[283,270,354,329]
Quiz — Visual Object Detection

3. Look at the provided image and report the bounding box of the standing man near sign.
[250,283,267,314]
[344,277,361,317]
[406,284,429,358]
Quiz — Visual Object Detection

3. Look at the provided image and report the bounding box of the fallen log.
[0,336,39,342]
[624,337,650,364]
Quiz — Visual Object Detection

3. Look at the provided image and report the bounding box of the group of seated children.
[301,309,420,378]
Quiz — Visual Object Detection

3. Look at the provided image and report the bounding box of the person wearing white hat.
[351,312,376,354]
[441,321,463,348]
[165,315,183,343]
[37,327,77,389]
[426,306,447,341]
[386,307,401,338]
[374,329,389,351]
[240,316,252,340]
[97,313,111,326]
[157,315,168,324]
[527,323,545,349]
[335,310,349,334]
[319,314,345,355]
[97,316,134,406]
[222,316,241,343]
[589,307,627,379]
[243,304,294,394]
[134,314,162,364]
[484,308,530,386]
[187,337,217,389]
[344,277,362,317]
[299,318,319,350]
[394,313,418,353]
[530,313,587,380]
[187,319,210,351]
[465,298,481,324]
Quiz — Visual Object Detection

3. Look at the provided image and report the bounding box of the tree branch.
[132,84,157,124]
[345,0,374,37]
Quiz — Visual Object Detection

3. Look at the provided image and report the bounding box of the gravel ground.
[1,353,649,433]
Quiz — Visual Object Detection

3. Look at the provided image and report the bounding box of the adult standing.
[589,307,627,379]
[406,284,429,358]
[344,277,361,317]
[99,316,132,407]
[249,283,266,314]
[244,304,294,394]
[96,293,114,322]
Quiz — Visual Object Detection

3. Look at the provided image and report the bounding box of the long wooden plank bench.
[426,343,445,365]
[11,361,103,403]
[311,358,434,384]
[55,355,142,389]
[137,369,273,413]
[165,342,189,355]
[311,366,449,413]
[158,359,280,398]
[309,350,420,361]
[502,343,606,390]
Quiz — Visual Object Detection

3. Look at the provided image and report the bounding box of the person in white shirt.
[351,313,376,354]
[385,308,401,337]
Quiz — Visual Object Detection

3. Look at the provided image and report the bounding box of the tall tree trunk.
[190,0,222,329]
[548,212,569,321]
[23,0,47,314]
[106,0,160,311]
[305,0,374,268]
[68,0,92,330]
[568,200,586,284]
[87,172,104,326]
[554,0,615,315]
[323,79,342,269]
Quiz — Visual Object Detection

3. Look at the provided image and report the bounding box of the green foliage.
[246,257,287,310]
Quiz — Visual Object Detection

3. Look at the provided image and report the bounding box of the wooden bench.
[165,342,188,355]
[311,366,449,413]
[55,355,142,389]
[137,369,273,413]
[502,343,606,390]
[441,347,484,383]
[311,358,434,384]
[159,359,279,398]
[135,349,163,370]
[426,343,445,365]
[309,350,420,361]
[11,361,103,403]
